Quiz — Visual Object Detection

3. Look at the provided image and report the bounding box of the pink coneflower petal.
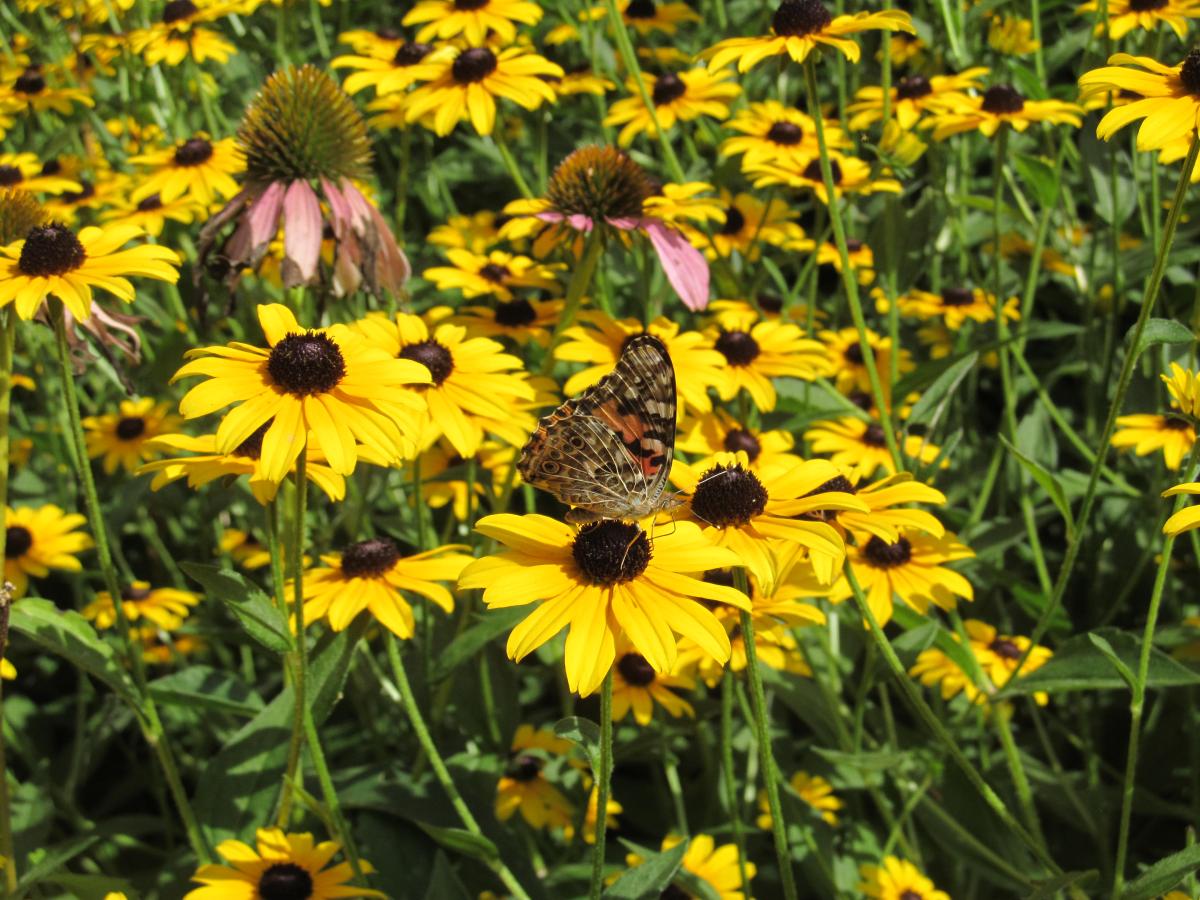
[321,177,360,234]
[282,180,323,287]
[643,220,710,312]
[605,217,639,230]
[341,179,410,296]
[247,181,286,249]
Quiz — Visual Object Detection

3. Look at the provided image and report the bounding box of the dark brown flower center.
[772,0,833,36]
[116,416,146,440]
[941,286,974,307]
[0,167,21,187]
[661,885,691,900]
[41,160,61,175]
[723,427,761,462]
[981,84,1025,115]
[618,652,657,686]
[758,292,783,314]
[257,862,314,900]
[61,180,95,204]
[452,47,498,84]
[703,567,736,588]
[863,424,887,446]
[803,158,842,184]
[626,0,657,16]
[572,520,652,586]
[341,537,401,578]
[393,41,433,66]
[123,584,152,600]
[506,753,542,781]
[895,74,932,100]
[137,194,164,211]
[767,120,803,145]
[14,68,45,95]
[17,223,87,277]
[494,298,536,327]
[1165,415,1194,430]
[398,339,454,386]
[234,423,270,459]
[989,637,1022,660]
[480,262,511,283]
[174,137,214,167]
[899,892,924,900]
[454,0,488,8]
[847,390,872,411]
[1129,0,1167,10]
[162,0,198,22]
[806,474,855,496]
[266,332,347,396]
[844,343,864,365]
[5,526,32,559]
[1181,49,1200,95]
[652,72,687,106]
[863,535,912,568]
[719,205,746,236]
[691,463,767,527]
[715,329,760,367]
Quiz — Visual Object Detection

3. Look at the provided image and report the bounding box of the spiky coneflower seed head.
[238,65,371,187]
[0,190,47,246]
[545,145,654,222]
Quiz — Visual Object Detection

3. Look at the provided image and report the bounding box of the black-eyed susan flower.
[402,0,542,44]
[402,45,561,136]
[719,101,849,170]
[618,0,701,33]
[333,40,436,98]
[557,312,730,414]
[184,827,384,900]
[0,153,83,196]
[83,580,200,631]
[501,146,711,310]
[139,426,349,504]
[1078,0,1200,38]
[428,210,505,254]
[626,835,755,898]
[128,135,242,206]
[1080,51,1200,150]
[452,294,564,346]
[459,514,753,697]
[642,181,727,229]
[757,771,843,828]
[847,68,989,131]
[137,624,205,665]
[0,189,46,247]
[926,84,1083,140]
[199,66,411,299]
[0,221,180,321]
[820,326,913,400]
[3,504,92,598]
[679,409,803,474]
[220,529,271,569]
[707,307,831,412]
[172,304,429,486]
[127,0,241,67]
[810,471,948,544]
[604,69,740,147]
[1164,361,1200,415]
[804,417,944,479]
[910,618,1053,705]
[886,285,1021,330]
[540,61,615,98]
[354,311,536,458]
[987,14,1041,54]
[746,153,902,204]
[688,191,808,261]
[1112,412,1195,469]
[858,856,949,900]
[829,527,974,626]
[681,601,813,686]
[82,398,181,475]
[423,248,560,300]
[673,452,868,588]
[101,193,202,237]
[1163,480,1200,534]
[0,65,94,116]
[296,538,471,639]
[494,724,576,831]
[817,237,877,286]
[700,0,913,71]
[568,784,623,845]
[611,636,696,725]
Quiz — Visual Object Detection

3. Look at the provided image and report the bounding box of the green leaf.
[1001,628,1200,696]
[1027,869,1097,899]
[999,436,1074,537]
[181,562,292,653]
[554,716,603,778]
[14,834,101,897]
[1128,318,1194,359]
[149,665,264,717]
[432,607,526,681]
[413,822,498,862]
[604,840,689,899]
[8,599,138,707]
[899,352,977,427]
[422,851,473,900]
[1086,633,1137,691]
[1013,153,1060,208]
[1122,844,1200,900]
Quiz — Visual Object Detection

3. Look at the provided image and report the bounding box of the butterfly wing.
[519,334,677,520]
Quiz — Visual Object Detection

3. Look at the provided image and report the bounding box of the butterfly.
[519,334,683,524]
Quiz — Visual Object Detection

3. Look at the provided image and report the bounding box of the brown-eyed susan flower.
[354,312,536,458]
[987,14,1041,54]
[459,514,753,697]
[885,285,1021,330]
[758,771,843,828]
[296,538,471,639]
[618,0,701,33]
[127,0,242,67]
[811,471,948,544]
[681,601,813,686]
[83,580,200,631]
[804,417,945,479]
[1080,51,1200,150]
[220,529,271,569]
[700,0,914,71]
[604,69,740,147]
[820,326,913,400]
[1161,481,1200,534]
[926,84,1083,139]
[452,294,564,346]
[858,856,949,900]
[556,311,730,415]
[719,100,849,170]
[847,68,989,131]
[910,618,1053,705]
[0,65,94,116]
[673,452,868,588]
[82,398,181,475]
[679,409,803,474]
[1112,412,1196,469]
[569,785,623,845]
[611,636,696,725]
[428,210,505,254]
[198,66,411,299]
[402,45,561,137]
[642,181,726,229]
[423,248,560,300]
[0,153,83,196]
[626,835,755,899]
[1164,361,1200,415]
[128,135,242,206]
[137,624,205,665]
[746,154,902,204]
[540,61,615,98]
[708,307,831,412]
[1078,0,1200,38]
[4,504,92,598]
[402,0,542,44]
[0,221,180,321]
[501,146,711,310]
[829,527,974,626]
[172,303,429,486]
[333,40,436,97]
[139,426,349,504]
[101,193,202,237]
[687,191,808,261]
[184,827,384,900]
[494,724,576,831]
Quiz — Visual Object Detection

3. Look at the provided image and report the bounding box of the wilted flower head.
[197,65,410,299]
[0,188,46,245]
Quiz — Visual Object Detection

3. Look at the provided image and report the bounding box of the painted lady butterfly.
[519,334,682,524]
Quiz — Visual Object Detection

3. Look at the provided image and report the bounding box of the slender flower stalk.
[269,496,303,829]
[720,676,750,897]
[0,309,15,891]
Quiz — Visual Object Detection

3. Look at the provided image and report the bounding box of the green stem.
[803,58,902,471]
[384,638,532,898]
[720,675,751,898]
[0,310,16,892]
[544,230,605,369]
[492,128,534,199]
[270,496,303,828]
[588,672,613,900]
